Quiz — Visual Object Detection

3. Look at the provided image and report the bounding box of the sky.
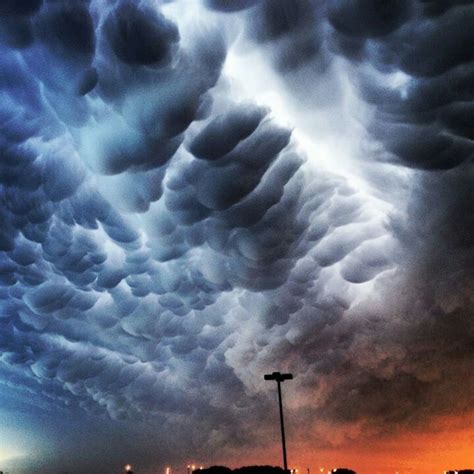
[0,0,473,473]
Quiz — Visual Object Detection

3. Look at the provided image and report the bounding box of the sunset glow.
[0,0,472,473]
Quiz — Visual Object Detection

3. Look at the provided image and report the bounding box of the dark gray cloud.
[0,0,473,471]
[244,0,325,71]
[328,0,411,38]
[215,0,473,170]
[204,0,258,12]
[104,1,179,66]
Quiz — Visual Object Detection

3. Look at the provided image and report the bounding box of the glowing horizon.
[0,0,473,473]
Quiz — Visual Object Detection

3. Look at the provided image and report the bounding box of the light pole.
[264,371,293,473]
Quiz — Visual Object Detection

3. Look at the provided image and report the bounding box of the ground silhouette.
[198,466,284,474]
[197,466,356,474]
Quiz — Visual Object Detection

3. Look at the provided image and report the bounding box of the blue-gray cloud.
[0,0,473,471]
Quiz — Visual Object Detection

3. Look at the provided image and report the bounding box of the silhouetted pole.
[264,371,293,473]
[276,380,288,471]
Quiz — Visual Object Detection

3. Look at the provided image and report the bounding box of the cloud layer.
[0,0,473,470]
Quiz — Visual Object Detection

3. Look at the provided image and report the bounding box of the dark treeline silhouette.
[197,467,233,474]
[196,467,357,474]
[446,471,474,474]
[197,466,285,474]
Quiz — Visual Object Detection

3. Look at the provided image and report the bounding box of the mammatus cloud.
[0,0,473,471]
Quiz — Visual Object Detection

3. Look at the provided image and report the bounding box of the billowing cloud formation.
[0,0,473,471]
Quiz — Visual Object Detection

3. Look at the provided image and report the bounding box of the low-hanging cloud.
[0,0,473,470]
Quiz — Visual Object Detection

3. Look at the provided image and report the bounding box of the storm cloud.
[0,0,473,471]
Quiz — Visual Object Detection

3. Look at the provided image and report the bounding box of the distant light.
[125,465,132,472]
